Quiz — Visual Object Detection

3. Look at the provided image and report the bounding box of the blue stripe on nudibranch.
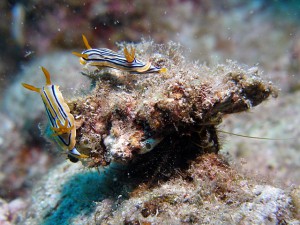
[57,132,72,147]
[43,87,59,120]
[72,35,167,74]
[44,104,72,148]
[43,98,72,147]
[21,67,88,161]
[42,86,73,147]
[44,102,55,126]
[51,85,69,119]
[43,85,67,121]
[42,85,72,129]
[81,49,158,72]
[84,50,146,67]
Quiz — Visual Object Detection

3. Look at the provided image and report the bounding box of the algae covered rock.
[69,40,277,167]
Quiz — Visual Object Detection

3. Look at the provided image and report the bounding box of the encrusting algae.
[67,38,278,169]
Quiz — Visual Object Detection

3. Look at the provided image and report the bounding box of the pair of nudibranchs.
[22,35,167,162]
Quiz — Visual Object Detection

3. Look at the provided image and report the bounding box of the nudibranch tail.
[82,34,92,49]
[70,148,89,158]
[21,67,88,162]
[159,67,168,73]
[124,46,136,63]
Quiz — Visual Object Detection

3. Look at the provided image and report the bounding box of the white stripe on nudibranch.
[72,35,167,74]
[21,67,88,161]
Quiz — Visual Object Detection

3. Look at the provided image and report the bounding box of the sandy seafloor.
[0,1,300,224]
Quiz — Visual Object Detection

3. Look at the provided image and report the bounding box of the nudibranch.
[22,67,88,162]
[72,35,167,74]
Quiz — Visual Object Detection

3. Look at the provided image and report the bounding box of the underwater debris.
[69,40,277,167]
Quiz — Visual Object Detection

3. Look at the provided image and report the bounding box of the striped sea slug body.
[73,35,167,74]
[22,67,88,162]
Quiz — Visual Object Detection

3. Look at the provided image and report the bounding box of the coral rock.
[69,41,277,167]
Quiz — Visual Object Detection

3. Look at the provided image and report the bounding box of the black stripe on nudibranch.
[82,48,150,69]
[44,102,55,127]
[44,102,72,147]
[87,58,146,68]
[74,34,167,74]
[83,49,120,57]
[43,87,59,120]
[42,86,72,146]
[51,85,70,123]
[58,133,72,147]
